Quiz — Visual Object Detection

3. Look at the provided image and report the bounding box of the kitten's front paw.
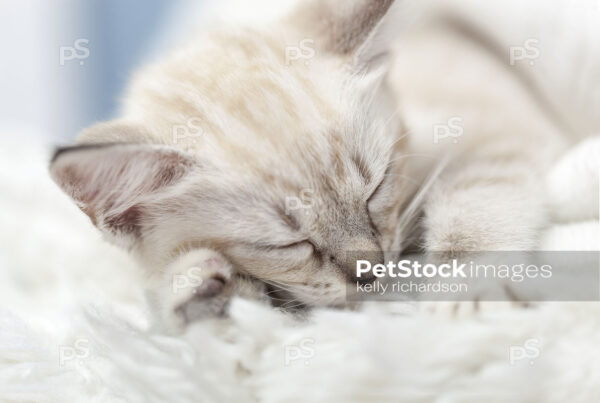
[173,267,232,323]
[160,249,234,326]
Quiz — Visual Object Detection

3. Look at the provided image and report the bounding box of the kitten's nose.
[347,250,383,285]
[338,238,384,284]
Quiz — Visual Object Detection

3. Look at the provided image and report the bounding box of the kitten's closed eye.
[248,240,315,260]
[276,240,314,251]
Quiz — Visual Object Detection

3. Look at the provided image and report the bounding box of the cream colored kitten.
[51,0,401,322]
[49,0,592,323]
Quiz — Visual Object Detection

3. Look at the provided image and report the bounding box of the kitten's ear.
[50,143,197,247]
[292,0,395,60]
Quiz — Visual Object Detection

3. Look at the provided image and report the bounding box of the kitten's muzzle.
[338,240,384,285]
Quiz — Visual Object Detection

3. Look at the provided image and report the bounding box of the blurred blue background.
[0,0,211,143]
[83,0,170,124]
[0,0,295,145]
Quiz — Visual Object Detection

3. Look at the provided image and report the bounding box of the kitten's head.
[50,0,411,306]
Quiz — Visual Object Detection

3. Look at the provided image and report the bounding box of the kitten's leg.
[419,149,555,316]
[149,249,267,328]
[424,157,548,252]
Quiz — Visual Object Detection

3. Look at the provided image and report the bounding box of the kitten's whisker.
[262,279,296,294]
[386,153,437,166]
[400,214,425,252]
[394,157,451,251]
[280,300,307,310]
[384,108,401,128]
[381,105,405,132]
[382,171,420,186]
[388,129,412,149]
[263,288,290,297]
[267,279,312,288]
[267,296,298,303]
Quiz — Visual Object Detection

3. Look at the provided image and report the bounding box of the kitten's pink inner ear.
[49,143,196,233]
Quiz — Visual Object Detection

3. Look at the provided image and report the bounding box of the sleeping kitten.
[50,0,578,323]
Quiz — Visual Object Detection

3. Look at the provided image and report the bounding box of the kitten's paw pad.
[161,249,234,325]
[174,275,232,323]
[192,276,226,299]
